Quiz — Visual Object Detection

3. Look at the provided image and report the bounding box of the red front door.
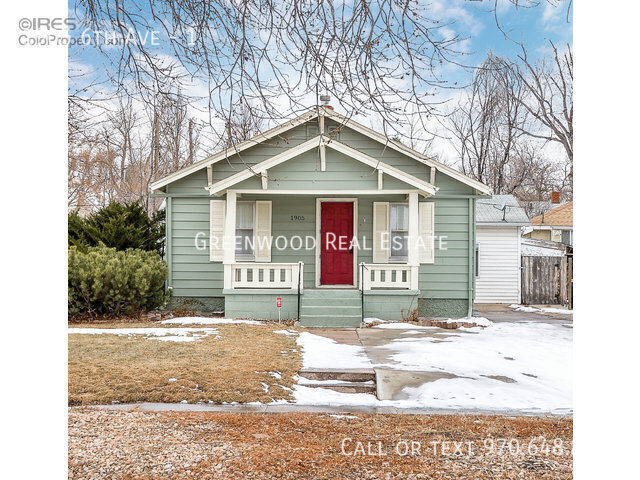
[320,202,354,285]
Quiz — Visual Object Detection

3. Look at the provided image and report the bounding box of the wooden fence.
[521,255,573,306]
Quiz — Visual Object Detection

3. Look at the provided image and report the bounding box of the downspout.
[467,197,474,318]
[166,196,173,292]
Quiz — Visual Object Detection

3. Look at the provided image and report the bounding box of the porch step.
[300,289,362,327]
[301,305,361,315]
[298,368,377,395]
[299,314,362,327]
[299,368,376,382]
[302,297,362,307]
[304,382,376,394]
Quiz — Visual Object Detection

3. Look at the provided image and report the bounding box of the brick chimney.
[551,191,561,204]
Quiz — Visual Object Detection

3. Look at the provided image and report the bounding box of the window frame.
[235,200,256,261]
[388,202,409,263]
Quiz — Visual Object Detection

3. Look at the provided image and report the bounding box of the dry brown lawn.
[68,322,301,405]
[69,409,573,479]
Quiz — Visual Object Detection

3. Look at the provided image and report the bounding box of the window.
[389,203,408,261]
[236,201,255,259]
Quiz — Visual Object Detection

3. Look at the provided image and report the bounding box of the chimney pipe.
[551,191,561,204]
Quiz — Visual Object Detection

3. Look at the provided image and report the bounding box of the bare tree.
[515,42,573,191]
[448,53,528,194]
[72,0,480,142]
[68,92,205,213]
[221,101,266,147]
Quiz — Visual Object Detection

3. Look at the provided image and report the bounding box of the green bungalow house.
[150,106,491,326]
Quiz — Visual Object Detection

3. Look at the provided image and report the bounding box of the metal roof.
[476,195,531,225]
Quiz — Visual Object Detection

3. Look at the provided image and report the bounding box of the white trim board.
[150,106,491,195]
[207,136,438,197]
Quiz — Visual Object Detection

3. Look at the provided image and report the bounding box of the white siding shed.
[475,195,530,304]
[476,226,521,303]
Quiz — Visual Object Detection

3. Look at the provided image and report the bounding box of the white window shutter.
[210,200,226,262]
[373,202,389,263]
[418,202,435,264]
[254,200,272,262]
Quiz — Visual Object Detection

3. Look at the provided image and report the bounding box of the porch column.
[223,190,237,289]
[408,192,419,290]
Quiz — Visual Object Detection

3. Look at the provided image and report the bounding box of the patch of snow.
[180,400,188,404]
[446,317,492,327]
[255,371,282,379]
[68,327,220,342]
[273,329,298,336]
[364,317,388,324]
[261,382,270,393]
[373,323,437,330]
[161,317,261,325]
[329,414,359,419]
[509,304,539,313]
[539,308,573,315]
[509,304,572,315]
[293,385,380,406]
[298,377,374,386]
[168,378,177,382]
[296,332,372,369]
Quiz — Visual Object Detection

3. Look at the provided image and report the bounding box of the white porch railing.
[225,262,303,290]
[359,263,418,290]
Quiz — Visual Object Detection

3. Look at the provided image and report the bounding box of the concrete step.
[299,368,376,382]
[302,382,376,394]
[303,289,361,298]
[301,305,362,316]
[302,297,362,307]
[300,314,362,327]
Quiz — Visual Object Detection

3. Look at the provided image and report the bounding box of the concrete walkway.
[76,402,567,417]
[475,303,573,324]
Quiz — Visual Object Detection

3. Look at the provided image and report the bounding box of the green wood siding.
[164,117,477,314]
[169,196,223,297]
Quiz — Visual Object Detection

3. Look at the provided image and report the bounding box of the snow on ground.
[373,323,437,330]
[274,329,298,336]
[160,317,262,325]
[68,327,220,342]
[509,304,572,315]
[363,317,388,324]
[288,321,571,413]
[380,321,572,411]
[539,308,573,315]
[509,304,539,313]
[446,317,492,327]
[296,332,372,369]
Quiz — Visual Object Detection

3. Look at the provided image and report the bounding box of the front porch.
[224,261,421,325]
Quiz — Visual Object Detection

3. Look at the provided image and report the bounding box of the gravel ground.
[69,408,572,479]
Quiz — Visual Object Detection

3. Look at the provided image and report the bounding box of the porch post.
[408,192,419,290]
[223,190,237,289]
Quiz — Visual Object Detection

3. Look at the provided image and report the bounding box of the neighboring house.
[150,106,491,326]
[524,201,573,246]
[475,195,530,304]
[521,237,568,257]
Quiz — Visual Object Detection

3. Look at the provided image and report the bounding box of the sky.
[68,0,573,164]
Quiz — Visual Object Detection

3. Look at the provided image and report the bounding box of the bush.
[68,245,169,317]
[69,201,165,255]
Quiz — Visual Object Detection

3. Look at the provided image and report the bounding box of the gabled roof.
[476,195,530,225]
[207,135,438,196]
[150,106,491,194]
[531,201,573,227]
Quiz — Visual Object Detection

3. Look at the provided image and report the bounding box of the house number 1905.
[290,215,305,221]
